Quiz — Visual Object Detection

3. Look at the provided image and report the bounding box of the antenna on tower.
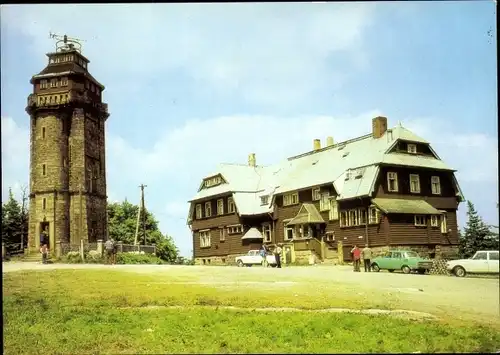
[49,32,86,54]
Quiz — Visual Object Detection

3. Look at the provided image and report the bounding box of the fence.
[57,240,156,259]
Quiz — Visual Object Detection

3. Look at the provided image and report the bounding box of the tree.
[107,200,178,262]
[459,201,496,258]
[1,188,28,253]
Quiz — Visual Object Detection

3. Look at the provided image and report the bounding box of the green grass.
[3,270,500,354]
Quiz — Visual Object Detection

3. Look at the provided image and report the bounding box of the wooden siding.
[193,228,262,258]
[387,210,458,246]
[375,166,460,208]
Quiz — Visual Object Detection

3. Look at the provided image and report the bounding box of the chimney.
[326,136,334,147]
[248,153,256,167]
[313,139,321,151]
[372,116,388,139]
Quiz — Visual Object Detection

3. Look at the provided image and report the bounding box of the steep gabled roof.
[189,123,460,218]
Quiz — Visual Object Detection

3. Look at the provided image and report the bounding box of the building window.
[42,127,46,139]
[260,195,269,205]
[329,198,339,220]
[283,192,299,206]
[284,220,295,240]
[430,215,439,227]
[312,188,321,201]
[195,204,202,219]
[387,172,398,192]
[407,144,417,154]
[42,198,47,210]
[228,197,236,213]
[204,202,212,217]
[50,79,58,88]
[409,174,421,193]
[204,176,222,188]
[431,176,441,195]
[42,164,47,176]
[414,215,427,227]
[199,230,211,248]
[217,199,224,215]
[40,80,48,89]
[61,77,68,86]
[297,224,311,239]
[325,231,335,242]
[440,212,448,234]
[219,227,226,242]
[340,211,348,227]
[319,192,330,211]
[358,208,367,225]
[368,206,379,224]
[227,225,242,234]
[262,224,272,243]
[348,209,358,226]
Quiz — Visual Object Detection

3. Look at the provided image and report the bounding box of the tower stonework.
[26,37,109,253]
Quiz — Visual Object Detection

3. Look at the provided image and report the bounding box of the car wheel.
[237,260,244,267]
[371,263,380,272]
[388,269,395,273]
[402,265,411,274]
[454,266,466,278]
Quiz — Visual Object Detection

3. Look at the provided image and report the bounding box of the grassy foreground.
[3,269,500,354]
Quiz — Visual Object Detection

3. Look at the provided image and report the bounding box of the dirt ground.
[3,262,499,325]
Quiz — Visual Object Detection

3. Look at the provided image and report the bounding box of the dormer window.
[204,175,222,188]
[407,144,417,154]
[260,195,269,205]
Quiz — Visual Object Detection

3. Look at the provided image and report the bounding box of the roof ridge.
[288,133,373,161]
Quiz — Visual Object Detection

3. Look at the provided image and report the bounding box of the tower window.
[42,198,47,210]
[42,164,46,176]
[50,79,58,88]
[61,77,68,86]
[42,127,46,139]
[40,80,48,89]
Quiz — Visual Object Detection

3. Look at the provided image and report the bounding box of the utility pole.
[134,184,147,245]
[141,184,147,245]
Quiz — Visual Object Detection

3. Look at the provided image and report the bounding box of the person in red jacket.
[351,245,361,272]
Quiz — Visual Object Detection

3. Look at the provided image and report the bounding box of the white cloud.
[1,3,375,107]
[1,116,29,202]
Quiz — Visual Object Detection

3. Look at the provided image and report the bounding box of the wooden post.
[80,238,84,261]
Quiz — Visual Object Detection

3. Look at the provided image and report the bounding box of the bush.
[116,253,164,265]
[65,251,83,264]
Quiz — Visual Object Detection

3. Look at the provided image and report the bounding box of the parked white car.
[447,250,499,277]
[235,250,277,267]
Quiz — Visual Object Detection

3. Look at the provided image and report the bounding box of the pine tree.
[1,188,24,253]
[460,201,493,258]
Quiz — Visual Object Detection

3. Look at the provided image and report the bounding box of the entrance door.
[39,222,51,251]
[283,245,293,264]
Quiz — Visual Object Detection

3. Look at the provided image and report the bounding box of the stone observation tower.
[25,34,109,253]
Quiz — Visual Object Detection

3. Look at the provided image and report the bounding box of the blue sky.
[1,3,497,257]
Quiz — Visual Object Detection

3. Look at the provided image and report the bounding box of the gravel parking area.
[3,262,499,325]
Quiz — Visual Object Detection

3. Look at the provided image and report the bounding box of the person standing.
[40,229,48,264]
[351,245,361,272]
[274,244,283,268]
[260,244,268,267]
[104,238,116,265]
[362,245,373,272]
